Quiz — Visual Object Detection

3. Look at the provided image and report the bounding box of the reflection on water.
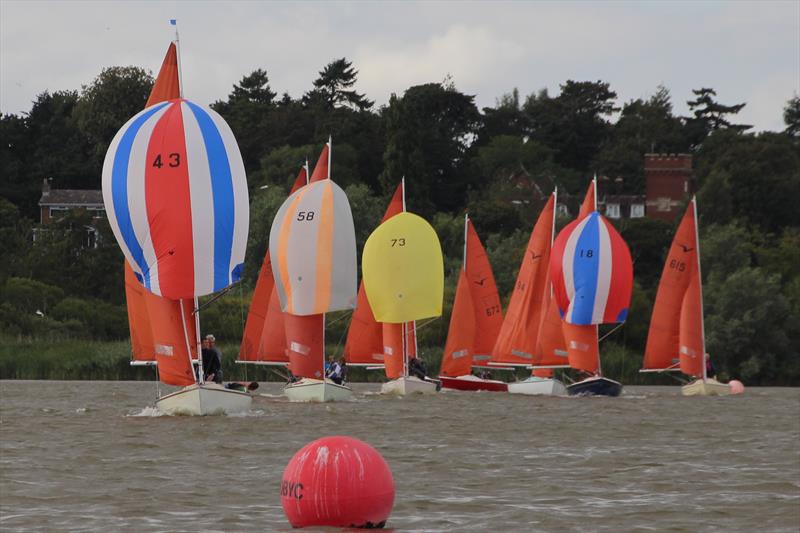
[1,381,798,532]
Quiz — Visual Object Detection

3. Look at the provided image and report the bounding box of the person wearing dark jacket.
[202,334,223,384]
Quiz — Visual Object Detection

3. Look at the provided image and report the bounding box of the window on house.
[630,204,645,218]
[606,203,620,219]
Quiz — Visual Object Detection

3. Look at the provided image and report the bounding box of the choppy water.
[1,381,798,532]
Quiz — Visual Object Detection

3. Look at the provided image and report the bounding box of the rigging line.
[598,323,624,343]
[193,282,238,314]
[411,316,440,332]
[238,280,247,383]
[323,309,353,328]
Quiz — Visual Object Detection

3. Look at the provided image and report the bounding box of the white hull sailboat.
[284,378,353,402]
[156,383,252,416]
[681,377,732,396]
[508,375,568,396]
[380,376,439,395]
[641,198,740,397]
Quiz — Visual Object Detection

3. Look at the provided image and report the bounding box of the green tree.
[380,82,480,215]
[525,80,619,176]
[783,95,800,137]
[212,69,277,172]
[73,66,153,172]
[592,86,688,194]
[684,87,750,148]
[304,58,373,111]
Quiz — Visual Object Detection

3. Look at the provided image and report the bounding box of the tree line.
[1,57,798,384]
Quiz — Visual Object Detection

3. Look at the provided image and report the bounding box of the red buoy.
[281,436,395,528]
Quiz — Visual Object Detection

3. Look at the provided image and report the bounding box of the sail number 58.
[296,211,315,221]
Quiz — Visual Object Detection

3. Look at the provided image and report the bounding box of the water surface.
[1,381,798,532]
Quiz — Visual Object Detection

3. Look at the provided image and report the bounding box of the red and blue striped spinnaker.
[102,99,249,300]
[550,212,633,325]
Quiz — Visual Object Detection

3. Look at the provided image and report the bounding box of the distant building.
[644,153,693,222]
[37,179,105,247]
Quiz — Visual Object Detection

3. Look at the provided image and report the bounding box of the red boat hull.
[438,375,508,392]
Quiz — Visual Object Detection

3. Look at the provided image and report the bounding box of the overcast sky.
[2,0,798,132]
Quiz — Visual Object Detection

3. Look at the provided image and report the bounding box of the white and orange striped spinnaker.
[269,179,357,315]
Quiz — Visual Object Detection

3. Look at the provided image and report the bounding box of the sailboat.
[362,181,444,395]
[102,39,252,415]
[269,140,358,402]
[237,164,309,370]
[438,215,507,392]
[342,183,405,369]
[550,180,633,397]
[492,191,569,396]
[641,197,733,396]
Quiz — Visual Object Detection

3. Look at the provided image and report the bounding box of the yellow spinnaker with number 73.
[362,211,444,323]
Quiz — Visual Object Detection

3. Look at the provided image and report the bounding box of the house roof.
[39,189,104,207]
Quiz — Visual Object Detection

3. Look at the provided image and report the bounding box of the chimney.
[42,178,51,195]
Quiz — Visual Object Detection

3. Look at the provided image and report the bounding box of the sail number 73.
[390,238,406,247]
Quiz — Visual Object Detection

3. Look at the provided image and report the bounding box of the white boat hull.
[682,378,732,396]
[381,376,439,395]
[155,383,252,416]
[508,376,567,396]
[284,378,353,402]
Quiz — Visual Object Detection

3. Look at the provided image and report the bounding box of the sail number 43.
[152,153,181,168]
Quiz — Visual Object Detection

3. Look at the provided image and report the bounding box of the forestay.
[102,99,249,300]
[269,179,357,315]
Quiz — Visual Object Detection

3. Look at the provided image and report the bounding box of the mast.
[693,196,707,382]
[171,20,184,99]
[593,174,602,376]
[401,177,409,377]
[463,214,469,270]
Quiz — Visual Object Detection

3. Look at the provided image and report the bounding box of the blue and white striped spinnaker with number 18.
[101,98,249,300]
[550,211,633,326]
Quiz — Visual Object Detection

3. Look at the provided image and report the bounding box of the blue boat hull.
[567,376,623,397]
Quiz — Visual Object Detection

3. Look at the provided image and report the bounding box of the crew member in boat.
[203,334,224,384]
[326,357,343,384]
[338,357,348,385]
[408,357,428,381]
[705,353,717,379]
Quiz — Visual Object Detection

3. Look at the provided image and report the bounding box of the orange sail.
[285,314,326,379]
[562,321,600,374]
[441,216,502,376]
[382,323,416,379]
[309,138,330,183]
[145,42,179,108]
[464,218,503,364]
[440,269,476,376]
[643,198,705,376]
[343,183,404,364]
[492,194,555,365]
[239,167,308,363]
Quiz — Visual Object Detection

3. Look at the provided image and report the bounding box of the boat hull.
[682,378,732,396]
[439,375,508,392]
[567,376,623,397]
[381,376,439,395]
[155,383,252,416]
[508,376,567,396]
[284,378,353,402]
